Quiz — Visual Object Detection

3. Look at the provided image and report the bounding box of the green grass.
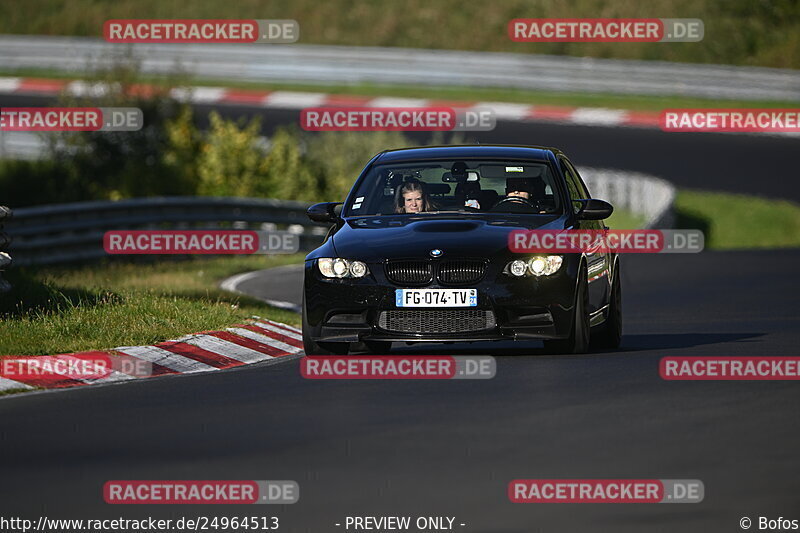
[0,255,304,356]
[0,387,33,396]
[606,209,646,229]
[2,67,798,113]
[0,0,798,68]
[675,190,800,249]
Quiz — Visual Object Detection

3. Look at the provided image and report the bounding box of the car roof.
[373,144,562,164]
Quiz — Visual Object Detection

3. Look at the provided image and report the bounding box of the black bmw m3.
[302,145,622,355]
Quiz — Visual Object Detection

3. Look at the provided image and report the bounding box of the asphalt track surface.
[1,94,799,532]
[2,251,799,532]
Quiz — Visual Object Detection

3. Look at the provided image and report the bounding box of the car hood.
[330,214,567,260]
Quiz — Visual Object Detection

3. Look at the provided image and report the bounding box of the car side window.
[559,157,585,213]
[564,159,591,199]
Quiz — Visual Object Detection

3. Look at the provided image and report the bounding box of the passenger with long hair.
[394,179,434,213]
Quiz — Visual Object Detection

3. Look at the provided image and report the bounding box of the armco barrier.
[581,167,675,229]
[4,196,329,266]
[0,205,11,292]
[4,169,674,266]
[0,35,797,101]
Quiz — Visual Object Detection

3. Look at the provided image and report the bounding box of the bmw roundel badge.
[430,249,443,257]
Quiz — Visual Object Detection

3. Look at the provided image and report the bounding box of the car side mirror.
[578,199,614,220]
[307,202,342,223]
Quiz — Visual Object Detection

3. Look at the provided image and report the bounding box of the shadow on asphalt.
[619,332,764,350]
[347,331,765,356]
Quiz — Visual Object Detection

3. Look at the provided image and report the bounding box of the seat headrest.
[506,177,546,196]
[426,183,451,195]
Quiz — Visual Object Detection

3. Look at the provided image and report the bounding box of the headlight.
[509,260,527,277]
[349,261,368,278]
[528,257,546,275]
[543,255,563,275]
[505,255,563,277]
[318,258,337,277]
[332,258,349,277]
[318,258,370,278]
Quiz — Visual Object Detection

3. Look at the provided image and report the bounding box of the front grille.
[378,310,496,334]
[386,258,487,286]
[437,259,487,285]
[385,260,432,285]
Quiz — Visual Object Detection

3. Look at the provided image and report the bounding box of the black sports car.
[302,145,621,355]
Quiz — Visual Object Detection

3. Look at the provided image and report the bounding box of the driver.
[506,177,536,201]
[489,177,542,213]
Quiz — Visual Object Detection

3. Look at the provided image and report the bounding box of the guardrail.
[0,205,12,292]
[4,197,329,266]
[4,168,674,266]
[1,35,798,101]
[581,167,675,229]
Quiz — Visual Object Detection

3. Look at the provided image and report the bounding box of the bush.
[195,112,269,197]
[261,127,319,202]
[0,159,79,207]
[305,131,413,202]
[47,58,194,200]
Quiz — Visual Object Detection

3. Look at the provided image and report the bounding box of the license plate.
[395,289,477,308]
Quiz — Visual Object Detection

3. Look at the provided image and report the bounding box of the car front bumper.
[304,258,581,344]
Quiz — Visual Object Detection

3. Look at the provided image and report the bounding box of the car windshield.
[344,159,563,217]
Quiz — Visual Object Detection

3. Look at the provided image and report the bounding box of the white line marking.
[475,102,532,120]
[264,91,327,108]
[65,80,110,97]
[114,345,216,373]
[182,335,275,364]
[0,77,21,92]
[0,376,33,391]
[269,320,302,334]
[253,321,302,341]
[219,269,263,293]
[59,354,136,385]
[227,327,300,353]
[170,86,227,103]
[59,355,136,384]
[84,369,136,383]
[264,299,302,313]
[219,269,303,313]
[258,319,302,334]
[570,108,627,125]
[367,97,429,108]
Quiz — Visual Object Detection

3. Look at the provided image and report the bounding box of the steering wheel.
[489,196,540,212]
